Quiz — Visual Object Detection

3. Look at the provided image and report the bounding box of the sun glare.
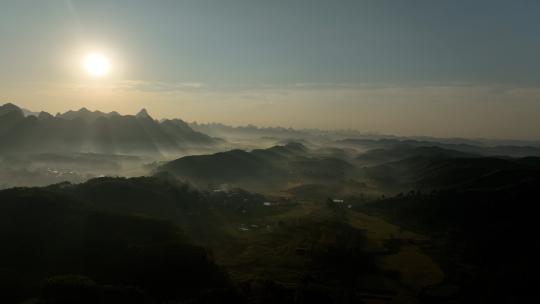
[83,53,110,77]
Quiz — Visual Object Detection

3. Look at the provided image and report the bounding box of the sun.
[83,53,110,77]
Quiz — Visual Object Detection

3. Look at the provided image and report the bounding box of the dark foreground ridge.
[2,162,540,303]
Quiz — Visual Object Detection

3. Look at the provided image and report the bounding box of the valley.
[1,102,539,303]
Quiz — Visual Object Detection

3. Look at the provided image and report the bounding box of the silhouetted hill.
[361,178,540,302]
[0,183,232,303]
[4,158,540,302]
[340,138,540,158]
[157,142,356,192]
[0,102,24,117]
[0,175,386,303]
[0,103,216,156]
[364,155,540,192]
[55,107,121,122]
[356,145,477,165]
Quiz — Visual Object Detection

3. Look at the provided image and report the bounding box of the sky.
[1,0,539,140]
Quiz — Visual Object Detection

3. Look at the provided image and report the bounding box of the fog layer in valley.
[2,102,540,303]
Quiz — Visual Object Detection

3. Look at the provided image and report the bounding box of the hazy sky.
[1,0,539,139]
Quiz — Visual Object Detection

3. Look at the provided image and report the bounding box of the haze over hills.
[3,1,540,302]
[0,103,216,157]
[0,102,224,188]
[4,153,540,302]
[4,102,540,194]
[156,139,540,198]
[3,101,540,304]
[337,138,540,158]
[6,101,539,160]
[191,122,540,150]
[157,142,359,194]
[3,102,540,302]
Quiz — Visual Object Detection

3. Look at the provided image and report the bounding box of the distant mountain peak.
[136,108,152,119]
[0,103,216,155]
[2,102,19,108]
[0,102,23,117]
[1,102,22,111]
[55,107,111,122]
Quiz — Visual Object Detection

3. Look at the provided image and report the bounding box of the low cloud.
[118,80,205,92]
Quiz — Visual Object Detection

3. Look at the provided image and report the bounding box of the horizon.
[4,101,539,144]
[3,3,540,302]
[2,1,540,140]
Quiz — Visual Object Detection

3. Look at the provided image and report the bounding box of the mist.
[2,1,540,303]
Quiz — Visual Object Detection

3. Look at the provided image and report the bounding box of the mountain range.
[3,102,540,302]
[0,103,216,156]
